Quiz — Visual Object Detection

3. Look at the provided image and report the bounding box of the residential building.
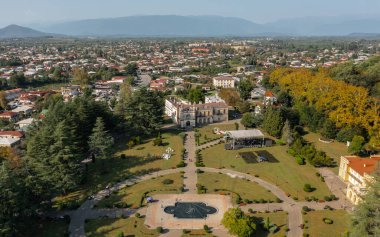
[0,136,21,147]
[338,155,380,205]
[16,118,35,131]
[12,105,33,115]
[213,76,235,88]
[0,111,19,122]
[61,85,81,101]
[205,94,225,104]
[264,91,277,105]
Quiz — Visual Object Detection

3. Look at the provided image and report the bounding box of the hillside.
[0,24,55,38]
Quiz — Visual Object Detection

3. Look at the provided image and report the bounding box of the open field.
[29,81,70,91]
[53,130,183,210]
[303,210,350,237]
[197,123,237,144]
[85,217,159,237]
[200,144,332,200]
[114,129,184,173]
[303,132,349,174]
[249,211,288,237]
[96,173,183,208]
[197,172,277,203]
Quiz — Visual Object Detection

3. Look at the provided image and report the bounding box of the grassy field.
[303,132,348,174]
[249,211,288,237]
[53,130,184,210]
[85,217,159,237]
[114,130,184,173]
[200,144,332,200]
[29,81,70,91]
[303,210,350,237]
[96,173,183,209]
[182,230,215,237]
[28,219,69,237]
[197,123,238,144]
[198,172,277,203]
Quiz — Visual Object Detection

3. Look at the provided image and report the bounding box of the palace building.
[338,155,380,205]
[165,97,228,128]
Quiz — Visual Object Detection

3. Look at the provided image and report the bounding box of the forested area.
[330,56,380,98]
[0,87,164,236]
[267,66,380,151]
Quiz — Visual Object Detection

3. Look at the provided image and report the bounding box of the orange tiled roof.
[264,91,274,97]
[346,156,380,176]
[0,111,18,117]
[0,131,24,138]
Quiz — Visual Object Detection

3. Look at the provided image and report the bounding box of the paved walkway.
[183,131,197,194]
[57,127,351,237]
[66,168,184,237]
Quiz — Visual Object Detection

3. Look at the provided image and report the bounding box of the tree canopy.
[351,175,380,237]
[222,208,256,237]
[269,68,380,150]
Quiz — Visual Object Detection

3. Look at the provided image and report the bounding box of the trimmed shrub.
[323,218,334,224]
[156,227,163,233]
[176,161,186,168]
[295,155,305,165]
[115,231,124,237]
[303,184,314,192]
[162,179,174,185]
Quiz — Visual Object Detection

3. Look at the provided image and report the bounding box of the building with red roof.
[0,111,19,122]
[339,155,380,204]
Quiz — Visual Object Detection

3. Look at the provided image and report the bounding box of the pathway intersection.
[56,128,352,237]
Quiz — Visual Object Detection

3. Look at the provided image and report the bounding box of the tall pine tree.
[49,120,82,194]
[89,117,114,170]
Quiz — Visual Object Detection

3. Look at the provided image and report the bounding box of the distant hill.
[6,15,380,38]
[263,16,380,36]
[0,24,56,39]
[39,15,274,37]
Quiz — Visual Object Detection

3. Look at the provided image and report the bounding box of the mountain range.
[0,24,56,38]
[1,15,380,38]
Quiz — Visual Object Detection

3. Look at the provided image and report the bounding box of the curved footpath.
[55,132,351,237]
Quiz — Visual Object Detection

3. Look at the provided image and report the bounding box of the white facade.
[165,97,228,128]
[213,76,235,88]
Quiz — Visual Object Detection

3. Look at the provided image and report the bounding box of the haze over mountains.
[0,24,55,38]
[1,15,380,38]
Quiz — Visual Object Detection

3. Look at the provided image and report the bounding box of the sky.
[0,0,379,27]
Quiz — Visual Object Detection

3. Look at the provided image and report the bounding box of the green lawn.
[200,144,332,200]
[197,124,238,144]
[198,172,278,203]
[303,132,348,174]
[114,130,183,173]
[85,217,158,237]
[28,219,69,237]
[249,211,288,237]
[96,173,183,209]
[53,130,183,210]
[303,210,351,237]
[29,81,70,90]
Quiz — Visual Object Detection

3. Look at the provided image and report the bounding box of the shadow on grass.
[256,150,279,163]
[239,152,258,164]
[238,150,279,164]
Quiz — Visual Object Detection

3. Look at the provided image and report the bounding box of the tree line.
[0,85,164,236]
[269,67,380,151]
